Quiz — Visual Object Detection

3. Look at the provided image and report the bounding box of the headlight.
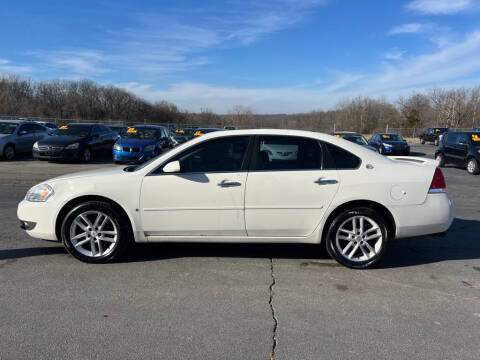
[382,143,392,148]
[144,145,156,152]
[65,142,79,150]
[25,184,54,202]
[33,142,39,150]
[114,144,122,151]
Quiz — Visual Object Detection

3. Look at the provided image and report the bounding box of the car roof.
[129,125,166,129]
[0,119,26,124]
[333,131,360,135]
[65,123,97,127]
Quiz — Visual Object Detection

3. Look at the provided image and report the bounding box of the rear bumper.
[392,193,454,239]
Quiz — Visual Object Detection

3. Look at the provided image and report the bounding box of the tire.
[3,144,15,160]
[61,201,133,263]
[434,139,439,146]
[82,147,92,163]
[420,138,425,144]
[435,153,445,167]
[378,146,384,155]
[325,207,389,269]
[466,158,480,175]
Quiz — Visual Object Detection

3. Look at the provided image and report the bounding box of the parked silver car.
[0,120,49,160]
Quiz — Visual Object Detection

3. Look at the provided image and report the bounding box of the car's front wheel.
[325,207,389,269]
[82,147,91,163]
[61,201,132,263]
[467,158,480,175]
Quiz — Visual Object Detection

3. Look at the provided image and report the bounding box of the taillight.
[429,167,446,193]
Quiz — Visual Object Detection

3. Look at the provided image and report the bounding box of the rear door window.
[324,143,361,169]
[252,136,322,171]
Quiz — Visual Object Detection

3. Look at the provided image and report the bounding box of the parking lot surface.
[1,144,479,359]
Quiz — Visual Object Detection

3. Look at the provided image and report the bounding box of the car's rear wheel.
[326,207,389,269]
[436,153,445,167]
[61,201,132,263]
[3,145,15,160]
[467,158,480,175]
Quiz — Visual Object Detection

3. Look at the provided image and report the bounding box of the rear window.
[123,127,159,139]
[0,122,19,135]
[325,143,361,169]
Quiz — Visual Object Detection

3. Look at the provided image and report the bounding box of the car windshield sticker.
[194,131,203,136]
[126,127,137,134]
[435,129,441,132]
[382,135,390,139]
[334,134,342,138]
[59,125,68,130]
[472,134,480,142]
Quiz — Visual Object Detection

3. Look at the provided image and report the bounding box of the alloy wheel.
[4,146,15,160]
[69,210,118,257]
[335,215,383,263]
[83,148,91,162]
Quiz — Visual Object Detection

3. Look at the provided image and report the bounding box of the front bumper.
[17,199,58,241]
[113,149,155,163]
[33,148,81,160]
[382,146,410,155]
[393,193,454,239]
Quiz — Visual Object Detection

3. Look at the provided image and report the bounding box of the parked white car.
[18,129,454,268]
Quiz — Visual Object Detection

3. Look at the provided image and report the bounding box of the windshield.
[381,134,404,141]
[109,126,125,134]
[175,129,195,136]
[341,134,368,146]
[0,122,19,135]
[53,125,92,137]
[123,127,159,139]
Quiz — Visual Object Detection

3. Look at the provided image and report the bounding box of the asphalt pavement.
[0,144,479,359]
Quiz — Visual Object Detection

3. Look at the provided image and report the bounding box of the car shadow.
[3,218,478,269]
[409,151,428,157]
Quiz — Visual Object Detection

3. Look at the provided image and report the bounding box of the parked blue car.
[368,133,410,155]
[113,125,171,163]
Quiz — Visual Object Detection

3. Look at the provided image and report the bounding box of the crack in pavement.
[269,258,278,360]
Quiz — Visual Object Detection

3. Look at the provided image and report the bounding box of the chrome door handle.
[314,178,338,185]
[218,180,242,187]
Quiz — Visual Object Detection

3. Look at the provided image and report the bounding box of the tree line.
[1,74,479,133]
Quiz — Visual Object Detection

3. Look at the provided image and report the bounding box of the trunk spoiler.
[388,156,439,167]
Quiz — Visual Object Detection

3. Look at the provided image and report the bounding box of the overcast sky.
[3,0,480,113]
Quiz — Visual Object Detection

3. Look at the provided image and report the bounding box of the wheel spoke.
[71,232,87,241]
[79,214,92,227]
[342,241,355,255]
[339,228,355,236]
[347,243,360,259]
[90,237,97,256]
[363,227,379,236]
[359,217,364,233]
[352,218,357,233]
[364,233,381,241]
[363,241,376,254]
[338,235,350,241]
[98,236,115,243]
[97,239,103,255]
[74,220,87,231]
[101,231,117,235]
[75,238,90,247]
[359,244,369,258]
[98,216,109,231]
[93,213,103,228]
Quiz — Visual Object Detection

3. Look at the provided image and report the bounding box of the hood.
[38,135,89,146]
[48,166,126,183]
[118,138,158,147]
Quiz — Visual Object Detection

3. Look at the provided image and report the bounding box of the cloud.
[0,59,34,74]
[26,1,329,79]
[405,0,472,15]
[389,23,434,35]
[117,29,480,113]
[382,49,406,60]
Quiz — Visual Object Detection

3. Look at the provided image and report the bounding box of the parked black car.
[435,131,480,175]
[107,125,128,138]
[33,123,118,162]
[419,127,448,146]
[368,133,410,155]
[172,128,196,144]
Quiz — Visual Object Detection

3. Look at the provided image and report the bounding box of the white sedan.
[17,129,454,269]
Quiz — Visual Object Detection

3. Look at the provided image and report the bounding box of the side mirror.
[18,130,28,136]
[162,160,180,173]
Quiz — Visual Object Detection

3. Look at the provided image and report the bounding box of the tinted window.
[18,123,36,133]
[446,133,458,145]
[31,123,46,132]
[457,133,468,144]
[0,122,19,134]
[165,136,250,173]
[253,136,322,171]
[53,125,92,137]
[325,143,361,169]
[123,127,159,139]
[97,125,111,134]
